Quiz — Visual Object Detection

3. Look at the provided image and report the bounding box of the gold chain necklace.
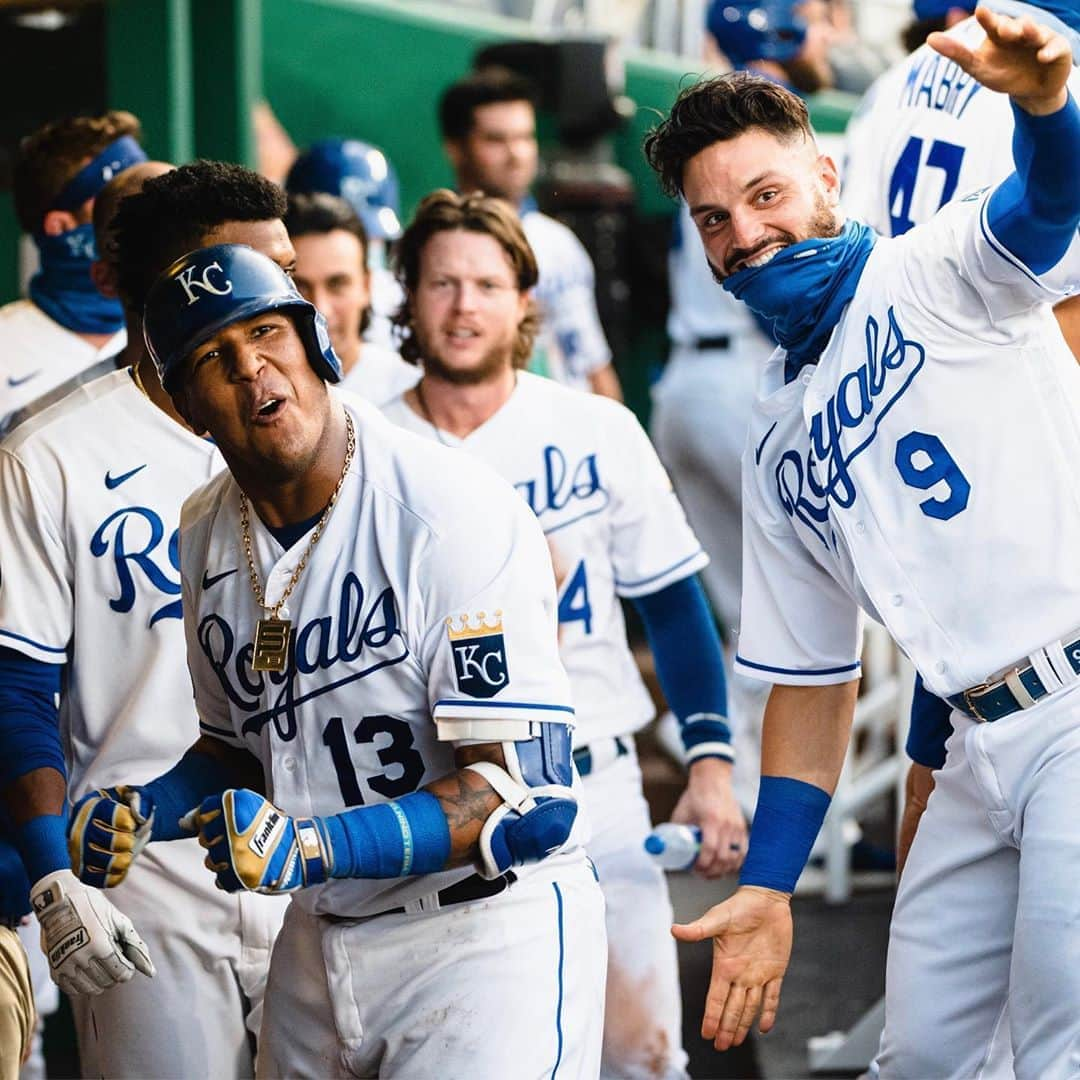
[240,410,356,672]
[130,363,150,399]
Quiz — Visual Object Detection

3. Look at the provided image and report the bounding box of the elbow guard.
[464,722,578,880]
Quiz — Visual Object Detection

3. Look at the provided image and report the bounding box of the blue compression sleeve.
[739,776,831,893]
[0,836,32,920]
[143,749,242,841]
[987,93,1080,273]
[906,674,953,770]
[319,791,452,879]
[0,647,64,788]
[632,576,732,763]
[15,814,68,883]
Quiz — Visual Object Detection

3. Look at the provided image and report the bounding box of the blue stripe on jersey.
[0,629,67,655]
[613,549,704,591]
[551,882,566,1079]
[736,656,862,677]
[979,199,1041,288]
[199,720,239,740]
[433,700,575,715]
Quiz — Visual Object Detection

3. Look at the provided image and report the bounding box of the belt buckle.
[963,682,991,722]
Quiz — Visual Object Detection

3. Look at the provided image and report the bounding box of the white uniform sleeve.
[422,490,574,734]
[839,77,890,235]
[605,404,709,598]
[735,488,863,686]
[178,501,244,749]
[903,179,1080,328]
[0,447,71,664]
[537,230,612,380]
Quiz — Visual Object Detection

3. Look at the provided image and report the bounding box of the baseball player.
[1,112,148,433]
[285,138,405,351]
[643,11,1080,1076]
[285,192,418,405]
[381,189,745,1079]
[843,0,1080,868]
[439,67,623,399]
[0,161,296,1077]
[70,240,607,1077]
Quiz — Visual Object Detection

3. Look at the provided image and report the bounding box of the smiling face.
[682,126,842,280]
[409,227,530,385]
[176,310,333,485]
[447,100,539,205]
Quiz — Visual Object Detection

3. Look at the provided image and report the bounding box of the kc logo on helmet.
[447,611,509,699]
[177,262,233,306]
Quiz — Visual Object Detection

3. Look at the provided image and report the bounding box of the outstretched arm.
[929,8,1078,273]
[672,679,858,1051]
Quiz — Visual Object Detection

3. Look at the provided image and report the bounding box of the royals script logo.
[514,444,610,535]
[774,306,926,547]
[198,572,409,740]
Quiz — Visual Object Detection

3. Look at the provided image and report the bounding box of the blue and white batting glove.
[68,786,156,889]
[181,789,331,894]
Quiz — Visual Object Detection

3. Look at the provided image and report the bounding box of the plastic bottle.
[644,823,702,871]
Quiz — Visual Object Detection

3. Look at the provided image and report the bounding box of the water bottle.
[644,823,702,871]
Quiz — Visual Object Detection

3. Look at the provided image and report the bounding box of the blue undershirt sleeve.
[0,646,64,789]
[143,749,246,841]
[632,576,733,764]
[987,93,1080,274]
[905,674,953,770]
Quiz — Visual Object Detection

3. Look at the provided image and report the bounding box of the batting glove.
[68,786,155,888]
[30,869,155,996]
[182,789,330,895]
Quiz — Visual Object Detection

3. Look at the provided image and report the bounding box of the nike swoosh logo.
[202,568,238,590]
[7,371,41,388]
[104,464,147,489]
[755,422,779,465]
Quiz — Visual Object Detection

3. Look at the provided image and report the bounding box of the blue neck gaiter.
[30,224,124,336]
[722,219,877,382]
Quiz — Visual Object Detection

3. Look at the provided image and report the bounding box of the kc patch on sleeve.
[446,612,510,699]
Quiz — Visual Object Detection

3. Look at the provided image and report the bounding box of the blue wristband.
[739,776,831,894]
[320,791,452,879]
[15,814,69,883]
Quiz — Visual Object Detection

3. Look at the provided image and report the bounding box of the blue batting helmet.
[286,139,403,241]
[706,0,808,67]
[143,243,342,393]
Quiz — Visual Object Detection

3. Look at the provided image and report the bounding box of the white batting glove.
[30,870,155,996]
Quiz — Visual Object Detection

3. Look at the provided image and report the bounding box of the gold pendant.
[253,617,292,672]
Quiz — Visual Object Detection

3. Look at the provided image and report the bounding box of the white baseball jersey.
[842,14,1080,237]
[0,367,284,1077]
[737,190,1080,699]
[0,300,124,435]
[523,208,613,388]
[337,341,418,406]
[180,395,587,918]
[383,372,708,745]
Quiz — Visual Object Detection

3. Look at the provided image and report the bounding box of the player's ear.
[443,139,465,173]
[90,259,119,299]
[817,154,841,205]
[41,209,79,237]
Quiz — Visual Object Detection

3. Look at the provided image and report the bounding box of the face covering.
[722,219,877,382]
[29,134,147,336]
[30,224,124,336]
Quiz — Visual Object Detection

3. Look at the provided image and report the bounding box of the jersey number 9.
[895,430,971,520]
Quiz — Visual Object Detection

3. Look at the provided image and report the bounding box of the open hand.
[672,886,792,1050]
[928,7,1072,115]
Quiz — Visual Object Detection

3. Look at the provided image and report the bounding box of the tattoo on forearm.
[430,770,501,866]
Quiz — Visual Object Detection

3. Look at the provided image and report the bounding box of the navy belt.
[947,633,1080,722]
[573,735,630,778]
[327,871,517,924]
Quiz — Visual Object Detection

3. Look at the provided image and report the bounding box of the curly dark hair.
[111,160,287,310]
[393,189,539,369]
[644,71,812,198]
